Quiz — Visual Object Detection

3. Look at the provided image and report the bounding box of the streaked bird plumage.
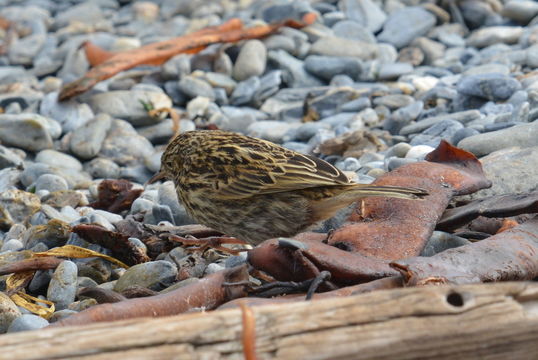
[151,130,427,245]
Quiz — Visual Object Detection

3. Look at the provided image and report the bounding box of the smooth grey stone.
[335,157,361,172]
[85,158,120,179]
[330,75,354,86]
[158,181,194,225]
[151,204,175,224]
[457,73,521,101]
[254,70,282,103]
[225,252,248,268]
[385,142,412,158]
[460,146,538,201]
[35,174,68,193]
[128,237,147,254]
[323,11,346,28]
[410,119,464,147]
[281,141,312,154]
[386,157,417,171]
[304,55,362,81]
[1,239,24,252]
[36,149,82,171]
[0,292,21,333]
[373,94,414,110]
[377,62,413,80]
[377,7,436,49]
[138,119,195,145]
[309,37,378,60]
[421,231,471,257]
[384,101,423,135]
[114,260,178,292]
[400,110,481,135]
[39,92,94,133]
[247,121,295,143]
[119,165,154,184]
[459,121,538,156]
[47,260,78,310]
[0,114,54,151]
[204,72,237,95]
[233,40,267,81]
[267,50,324,88]
[451,127,480,146]
[130,197,154,215]
[178,76,215,100]
[162,54,191,80]
[293,122,332,142]
[69,113,112,160]
[502,1,538,24]
[29,270,52,293]
[49,309,78,323]
[484,122,518,133]
[92,209,123,225]
[339,0,386,33]
[466,26,523,48]
[332,20,376,43]
[264,34,296,54]
[99,119,155,166]
[7,314,48,333]
[405,145,435,160]
[54,2,104,28]
[0,189,41,225]
[8,33,46,66]
[230,76,260,106]
[340,97,371,112]
[89,91,172,127]
[0,145,23,169]
[0,66,27,84]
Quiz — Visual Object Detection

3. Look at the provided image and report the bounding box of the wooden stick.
[1,282,537,359]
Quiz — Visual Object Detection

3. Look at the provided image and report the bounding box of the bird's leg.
[166,234,249,255]
[250,271,333,298]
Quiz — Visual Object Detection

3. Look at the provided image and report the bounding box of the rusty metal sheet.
[328,140,491,259]
[248,236,398,286]
[437,192,538,231]
[391,216,538,285]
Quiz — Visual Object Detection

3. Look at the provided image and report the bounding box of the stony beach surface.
[1,0,538,332]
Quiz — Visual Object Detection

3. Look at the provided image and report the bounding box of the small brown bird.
[149,130,427,245]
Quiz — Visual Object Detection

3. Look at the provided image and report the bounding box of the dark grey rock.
[377,7,436,49]
[400,110,481,135]
[230,76,260,106]
[39,92,94,133]
[268,50,324,88]
[377,62,413,80]
[458,121,538,156]
[421,231,471,257]
[410,119,464,147]
[457,73,521,101]
[304,55,362,81]
[114,260,178,292]
[451,127,480,146]
[338,0,387,33]
[178,76,215,100]
[384,101,423,135]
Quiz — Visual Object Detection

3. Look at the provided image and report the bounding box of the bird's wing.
[211,142,351,199]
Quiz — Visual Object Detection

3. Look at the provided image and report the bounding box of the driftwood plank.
[1,282,538,359]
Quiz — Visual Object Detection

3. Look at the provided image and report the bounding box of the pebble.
[89,90,173,127]
[309,37,378,60]
[47,260,78,311]
[0,114,54,152]
[458,121,538,157]
[113,260,178,292]
[405,145,435,160]
[7,314,49,333]
[0,292,21,333]
[35,174,69,193]
[377,7,436,49]
[304,55,362,81]
[178,76,215,100]
[457,73,522,101]
[69,113,112,160]
[232,40,267,81]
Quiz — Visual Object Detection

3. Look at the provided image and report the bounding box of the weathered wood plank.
[1,282,538,360]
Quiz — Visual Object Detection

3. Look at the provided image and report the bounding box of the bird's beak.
[146,170,167,186]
